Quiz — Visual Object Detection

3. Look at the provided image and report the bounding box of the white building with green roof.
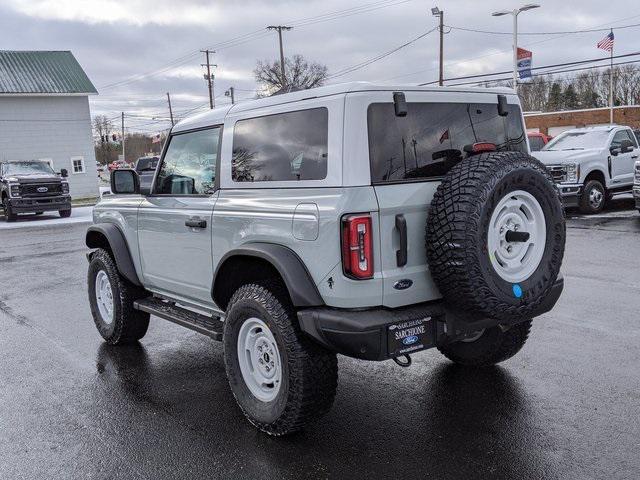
[0,50,98,199]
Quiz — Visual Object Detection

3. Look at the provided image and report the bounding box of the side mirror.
[60,168,68,178]
[620,139,633,153]
[609,146,620,156]
[110,169,140,195]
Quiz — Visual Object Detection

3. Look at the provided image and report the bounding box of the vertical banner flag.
[517,48,533,79]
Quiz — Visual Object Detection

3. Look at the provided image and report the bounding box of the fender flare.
[86,224,142,286]
[212,243,324,308]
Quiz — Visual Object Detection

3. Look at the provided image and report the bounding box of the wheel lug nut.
[507,245,513,253]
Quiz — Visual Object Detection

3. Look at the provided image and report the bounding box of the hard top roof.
[173,81,517,133]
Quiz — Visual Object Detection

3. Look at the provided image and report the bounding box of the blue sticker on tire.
[512,284,523,298]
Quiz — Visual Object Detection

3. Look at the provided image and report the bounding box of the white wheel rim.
[488,190,546,284]
[95,270,114,324]
[589,186,604,209]
[237,317,282,402]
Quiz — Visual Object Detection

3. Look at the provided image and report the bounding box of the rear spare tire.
[426,151,565,321]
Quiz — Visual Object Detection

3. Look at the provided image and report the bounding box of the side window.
[232,108,328,182]
[154,127,220,195]
[610,130,629,149]
[625,130,638,148]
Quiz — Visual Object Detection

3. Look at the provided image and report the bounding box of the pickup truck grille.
[20,183,63,197]
[546,165,567,183]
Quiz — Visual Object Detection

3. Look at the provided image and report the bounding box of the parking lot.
[1,199,639,480]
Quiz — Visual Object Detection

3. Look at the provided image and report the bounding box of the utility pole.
[267,26,293,88]
[225,87,235,105]
[166,92,174,126]
[431,7,444,86]
[201,50,217,109]
[121,112,125,161]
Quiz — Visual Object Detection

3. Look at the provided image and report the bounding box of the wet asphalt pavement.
[1,199,639,480]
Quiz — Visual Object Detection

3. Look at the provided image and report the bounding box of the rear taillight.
[341,214,373,279]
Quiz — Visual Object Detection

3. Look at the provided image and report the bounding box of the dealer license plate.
[387,317,432,357]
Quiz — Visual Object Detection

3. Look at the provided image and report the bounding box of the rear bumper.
[298,275,564,361]
[556,183,581,208]
[634,186,640,209]
[7,195,71,213]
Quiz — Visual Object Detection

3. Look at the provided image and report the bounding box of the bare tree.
[615,65,640,106]
[519,76,549,112]
[255,54,328,95]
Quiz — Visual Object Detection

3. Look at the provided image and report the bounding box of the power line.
[382,11,640,83]
[419,51,640,85]
[327,26,438,80]
[444,21,640,36]
[447,58,640,87]
[98,0,415,91]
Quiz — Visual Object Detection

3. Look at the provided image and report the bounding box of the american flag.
[597,31,614,52]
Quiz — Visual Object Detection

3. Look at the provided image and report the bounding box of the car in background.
[528,132,553,151]
[533,125,638,214]
[134,156,159,192]
[1,160,71,221]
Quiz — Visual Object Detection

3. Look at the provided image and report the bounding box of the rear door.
[366,92,528,307]
[137,126,221,305]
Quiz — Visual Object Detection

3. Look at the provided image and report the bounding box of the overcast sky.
[1,0,638,133]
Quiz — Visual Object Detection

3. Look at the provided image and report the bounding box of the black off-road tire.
[579,180,606,214]
[426,151,565,321]
[88,248,150,344]
[3,198,17,222]
[438,320,532,366]
[223,281,338,436]
[59,209,72,218]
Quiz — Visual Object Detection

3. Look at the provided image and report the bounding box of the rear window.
[368,102,526,183]
[528,136,545,151]
[232,108,328,182]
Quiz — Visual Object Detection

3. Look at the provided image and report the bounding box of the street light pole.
[492,4,540,92]
[431,7,444,86]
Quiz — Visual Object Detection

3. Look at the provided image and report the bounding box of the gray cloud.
[0,0,637,132]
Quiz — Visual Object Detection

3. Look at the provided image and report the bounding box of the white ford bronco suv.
[86,82,565,436]
[533,125,639,214]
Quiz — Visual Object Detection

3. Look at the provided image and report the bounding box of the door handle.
[395,214,407,267]
[185,217,207,229]
[632,155,638,159]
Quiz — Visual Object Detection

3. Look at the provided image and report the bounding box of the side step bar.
[134,297,224,341]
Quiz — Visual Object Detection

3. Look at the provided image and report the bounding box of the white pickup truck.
[533,125,638,214]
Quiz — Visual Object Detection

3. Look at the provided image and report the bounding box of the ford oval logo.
[402,335,419,346]
[37,186,48,193]
[393,279,413,290]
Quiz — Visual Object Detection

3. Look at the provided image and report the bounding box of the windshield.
[5,161,56,176]
[543,131,610,151]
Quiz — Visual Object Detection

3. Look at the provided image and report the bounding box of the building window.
[71,156,85,174]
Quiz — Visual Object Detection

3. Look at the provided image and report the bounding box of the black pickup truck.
[0,160,71,222]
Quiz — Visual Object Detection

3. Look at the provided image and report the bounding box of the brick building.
[524,105,640,137]
[0,51,98,199]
